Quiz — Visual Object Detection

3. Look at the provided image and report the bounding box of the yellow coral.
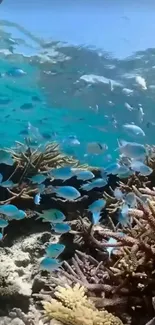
[55,283,95,310]
[42,284,123,325]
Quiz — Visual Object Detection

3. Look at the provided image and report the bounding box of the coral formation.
[48,190,155,325]
[42,283,123,325]
[0,140,89,204]
[10,140,88,176]
[2,142,155,325]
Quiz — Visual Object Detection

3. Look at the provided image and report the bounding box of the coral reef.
[48,194,155,324]
[42,283,123,325]
[1,142,155,325]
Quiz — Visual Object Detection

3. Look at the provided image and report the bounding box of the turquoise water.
[0,14,155,167]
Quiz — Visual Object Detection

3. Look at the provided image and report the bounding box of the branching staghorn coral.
[42,283,123,325]
[0,140,90,203]
[40,187,155,325]
[9,141,88,177]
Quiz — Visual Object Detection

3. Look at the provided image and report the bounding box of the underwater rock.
[9,319,25,325]
[0,317,11,325]
[0,230,57,314]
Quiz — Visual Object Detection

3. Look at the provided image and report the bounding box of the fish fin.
[115,139,128,152]
[115,139,121,151]
[92,211,101,224]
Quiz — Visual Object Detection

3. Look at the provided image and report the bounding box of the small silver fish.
[124,102,133,111]
[87,142,108,155]
[138,106,144,124]
[122,88,133,95]
[118,140,146,159]
[130,160,153,176]
[122,124,145,137]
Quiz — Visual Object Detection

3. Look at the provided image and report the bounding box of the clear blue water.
[0,1,155,167]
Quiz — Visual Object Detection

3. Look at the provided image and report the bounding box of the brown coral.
[42,283,123,325]
[1,140,89,204]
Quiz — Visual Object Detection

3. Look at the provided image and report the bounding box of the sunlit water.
[0,2,155,167]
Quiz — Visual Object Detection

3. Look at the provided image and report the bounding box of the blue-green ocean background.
[0,0,155,167]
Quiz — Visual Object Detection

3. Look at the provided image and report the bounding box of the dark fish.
[20,103,34,110]
[42,132,51,140]
[146,122,155,128]
[31,95,41,102]
[19,129,28,136]
[6,68,26,77]
[0,97,10,105]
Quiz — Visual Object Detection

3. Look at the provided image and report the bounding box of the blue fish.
[117,165,131,176]
[7,67,26,77]
[88,199,106,213]
[0,219,8,228]
[0,150,14,165]
[38,209,66,223]
[113,188,124,200]
[100,168,108,179]
[0,180,16,188]
[125,192,137,208]
[40,257,61,271]
[30,174,47,184]
[0,232,3,240]
[34,193,41,205]
[45,243,65,258]
[106,237,117,258]
[118,169,134,179]
[118,204,129,226]
[104,163,120,175]
[12,210,27,220]
[92,211,102,224]
[53,186,81,200]
[52,222,71,234]
[81,178,108,191]
[0,204,19,217]
[88,199,106,224]
[37,184,45,193]
[0,97,10,105]
[130,160,153,176]
[50,167,74,181]
[20,103,34,111]
[74,169,95,181]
